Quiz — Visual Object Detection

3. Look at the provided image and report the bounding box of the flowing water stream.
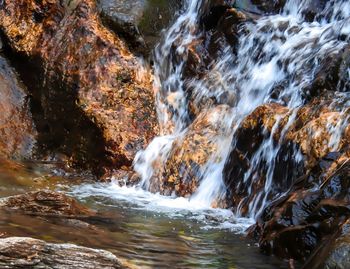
[1,0,349,268]
[134,0,350,218]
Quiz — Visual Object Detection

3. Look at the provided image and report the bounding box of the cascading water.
[134,0,350,219]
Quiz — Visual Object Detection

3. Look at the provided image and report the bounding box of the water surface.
[0,160,291,269]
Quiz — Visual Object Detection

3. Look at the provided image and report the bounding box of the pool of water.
[0,160,292,269]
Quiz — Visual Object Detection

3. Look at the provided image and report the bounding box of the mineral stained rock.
[0,190,95,217]
[0,0,158,174]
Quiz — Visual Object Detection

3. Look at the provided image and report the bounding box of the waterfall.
[134,0,350,218]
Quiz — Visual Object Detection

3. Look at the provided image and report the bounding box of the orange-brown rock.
[148,105,233,197]
[221,101,350,262]
[0,190,95,217]
[224,100,350,214]
[0,55,36,159]
[0,0,158,174]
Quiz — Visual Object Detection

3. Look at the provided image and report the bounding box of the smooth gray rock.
[323,222,350,269]
[0,237,126,268]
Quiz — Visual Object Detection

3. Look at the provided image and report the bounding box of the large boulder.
[224,99,350,213]
[0,54,36,159]
[221,100,350,262]
[0,237,127,268]
[0,0,158,175]
[223,103,304,214]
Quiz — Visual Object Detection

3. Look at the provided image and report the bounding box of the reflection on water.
[0,160,290,269]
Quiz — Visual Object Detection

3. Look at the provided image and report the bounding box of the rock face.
[321,222,350,269]
[0,54,36,159]
[224,99,350,213]
[0,190,95,217]
[254,158,350,261]
[97,0,182,55]
[0,237,126,269]
[218,99,350,262]
[149,105,233,198]
[0,0,158,174]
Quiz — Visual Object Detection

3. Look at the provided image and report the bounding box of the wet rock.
[97,0,182,55]
[254,158,350,261]
[148,105,233,200]
[321,221,350,269]
[97,0,147,55]
[234,0,286,15]
[184,7,248,119]
[0,190,95,217]
[0,54,36,159]
[305,45,350,98]
[0,237,126,268]
[0,0,158,174]
[300,0,330,22]
[223,103,305,214]
[222,99,350,261]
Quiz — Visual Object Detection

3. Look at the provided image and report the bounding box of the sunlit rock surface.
[0,55,36,159]
[0,0,158,174]
[149,105,232,197]
[219,100,350,261]
[0,237,127,269]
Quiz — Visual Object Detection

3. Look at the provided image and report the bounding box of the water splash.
[134,0,350,218]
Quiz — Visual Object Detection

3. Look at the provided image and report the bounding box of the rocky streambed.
[0,0,349,268]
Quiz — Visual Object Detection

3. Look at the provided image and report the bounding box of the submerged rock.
[0,237,126,268]
[0,54,36,159]
[0,0,158,174]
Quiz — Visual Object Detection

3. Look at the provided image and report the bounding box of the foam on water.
[70,181,254,233]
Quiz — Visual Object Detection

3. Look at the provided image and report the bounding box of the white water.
[69,180,254,233]
[131,0,350,220]
[66,0,350,225]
